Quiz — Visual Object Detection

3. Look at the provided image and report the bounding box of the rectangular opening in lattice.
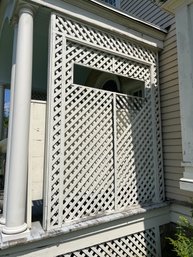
[73,64,145,97]
[57,228,158,257]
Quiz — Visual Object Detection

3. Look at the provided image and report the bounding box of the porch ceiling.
[0,18,13,84]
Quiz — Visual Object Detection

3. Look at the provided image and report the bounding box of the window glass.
[103,0,116,6]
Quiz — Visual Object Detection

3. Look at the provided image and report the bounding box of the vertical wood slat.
[43,13,56,230]
[113,93,118,210]
[151,65,160,203]
[59,35,67,226]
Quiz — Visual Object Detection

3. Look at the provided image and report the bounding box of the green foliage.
[3,116,8,128]
[168,216,193,257]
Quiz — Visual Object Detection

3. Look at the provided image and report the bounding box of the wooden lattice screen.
[57,228,158,257]
[44,13,164,230]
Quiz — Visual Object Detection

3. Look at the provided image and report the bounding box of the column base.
[0,216,5,225]
[1,228,29,243]
[2,222,27,235]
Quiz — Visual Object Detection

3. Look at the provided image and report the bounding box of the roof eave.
[15,0,167,49]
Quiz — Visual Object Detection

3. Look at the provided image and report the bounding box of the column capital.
[16,3,38,18]
[10,3,38,26]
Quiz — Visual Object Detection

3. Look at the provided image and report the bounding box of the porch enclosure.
[43,13,164,230]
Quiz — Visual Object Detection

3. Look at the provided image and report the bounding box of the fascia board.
[23,0,166,49]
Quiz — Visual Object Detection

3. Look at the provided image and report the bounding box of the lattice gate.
[44,13,164,231]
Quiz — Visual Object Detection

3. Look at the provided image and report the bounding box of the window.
[102,80,119,92]
[101,0,120,8]
[104,0,116,6]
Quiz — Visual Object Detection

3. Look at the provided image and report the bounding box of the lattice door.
[44,13,164,230]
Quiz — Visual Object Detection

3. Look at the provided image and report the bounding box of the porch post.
[2,6,34,235]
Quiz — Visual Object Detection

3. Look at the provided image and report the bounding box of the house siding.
[119,0,193,212]
[120,0,173,29]
[159,20,193,203]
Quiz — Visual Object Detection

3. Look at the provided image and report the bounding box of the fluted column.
[2,5,34,235]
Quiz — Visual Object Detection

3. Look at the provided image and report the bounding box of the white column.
[2,6,34,235]
[0,23,18,226]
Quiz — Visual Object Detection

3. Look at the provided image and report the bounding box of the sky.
[4,89,10,117]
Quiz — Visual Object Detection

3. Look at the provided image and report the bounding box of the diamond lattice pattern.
[116,95,154,209]
[57,228,157,257]
[44,14,164,229]
[55,16,156,63]
[63,85,114,221]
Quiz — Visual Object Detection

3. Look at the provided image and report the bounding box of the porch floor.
[0,202,169,250]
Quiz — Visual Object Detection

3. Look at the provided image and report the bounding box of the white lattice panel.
[57,228,157,257]
[152,65,165,201]
[116,95,154,209]
[55,16,156,64]
[46,32,65,227]
[44,13,164,230]
[65,42,113,86]
[63,85,114,221]
[114,57,150,82]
